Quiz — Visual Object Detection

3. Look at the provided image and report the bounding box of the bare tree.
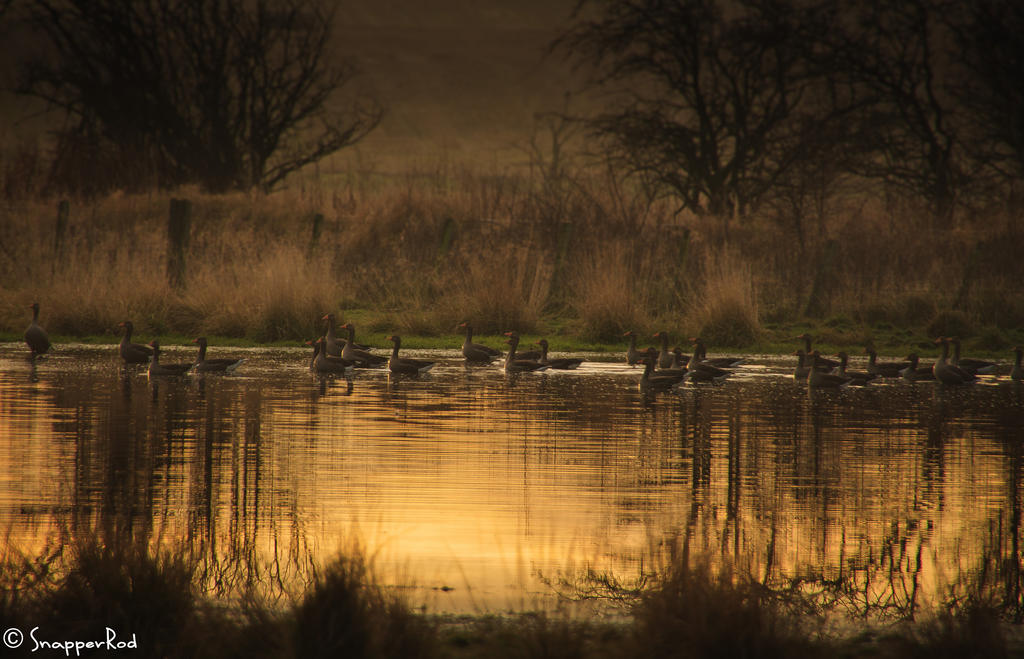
[17,0,382,193]
[951,1,1024,188]
[828,0,968,223]
[554,0,857,223]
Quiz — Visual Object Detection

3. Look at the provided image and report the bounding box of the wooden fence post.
[53,199,69,275]
[168,198,191,289]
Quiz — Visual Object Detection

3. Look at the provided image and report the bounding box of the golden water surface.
[1,344,1022,616]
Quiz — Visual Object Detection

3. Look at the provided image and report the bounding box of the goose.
[458,322,503,363]
[192,337,245,373]
[793,349,813,381]
[901,353,935,382]
[864,346,908,378]
[670,347,691,369]
[807,352,851,388]
[933,337,976,385]
[797,334,838,371]
[321,314,352,357]
[652,331,676,369]
[24,302,51,357]
[147,340,193,377]
[502,332,548,373]
[118,321,153,364]
[535,339,583,370]
[624,330,645,366]
[339,323,387,367]
[638,352,685,393]
[689,337,744,368]
[644,347,688,379]
[949,337,997,375]
[387,335,436,375]
[685,360,731,384]
[835,351,876,386]
[1011,347,1023,382]
[307,338,356,376]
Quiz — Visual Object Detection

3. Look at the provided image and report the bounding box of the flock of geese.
[17,302,1024,390]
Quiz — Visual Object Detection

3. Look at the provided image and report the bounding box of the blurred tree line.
[3,0,381,194]
[555,0,1024,231]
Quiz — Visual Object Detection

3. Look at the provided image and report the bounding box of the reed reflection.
[0,347,1022,616]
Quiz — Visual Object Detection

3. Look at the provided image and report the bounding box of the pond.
[1,343,1022,616]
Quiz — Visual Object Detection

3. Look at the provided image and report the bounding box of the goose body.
[644,347,688,379]
[192,337,245,373]
[340,323,387,367]
[624,331,644,366]
[458,322,502,363]
[864,347,908,378]
[147,340,193,377]
[689,337,744,368]
[638,353,685,393]
[933,337,976,385]
[836,352,876,386]
[503,332,548,373]
[1011,347,1023,382]
[118,321,153,364]
[807,352,851,388]
[949,337,997,375]
[308,339,357,376]
[24,302,51,356]
[387,335,436,375]
[653,331,675,369]
[901,353,935,382]
[797,334,838,371]
[536,339,583,370]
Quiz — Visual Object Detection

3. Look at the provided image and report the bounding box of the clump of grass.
[443,248,551,334]
[570,244,649,342]
[625,559,825,659]
[287,552,437,659]
[690,249,760,347]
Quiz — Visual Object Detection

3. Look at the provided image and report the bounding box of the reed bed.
[1,164,1021,348]
[0,537,1014,658]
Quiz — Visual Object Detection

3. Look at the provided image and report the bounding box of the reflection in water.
[0,345,1022,616]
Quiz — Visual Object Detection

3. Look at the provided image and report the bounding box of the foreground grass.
[1,539,1018,659]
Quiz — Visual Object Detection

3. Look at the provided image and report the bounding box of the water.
[1,343,1022,616]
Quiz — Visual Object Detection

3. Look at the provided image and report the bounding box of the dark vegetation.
[0,0,1022,350]
[0,537,1016,658]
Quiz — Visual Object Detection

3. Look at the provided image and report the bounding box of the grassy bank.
[1,537,1016,659]
[1,167,1022,356]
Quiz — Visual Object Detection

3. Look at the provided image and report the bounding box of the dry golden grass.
[0,165,1021,346]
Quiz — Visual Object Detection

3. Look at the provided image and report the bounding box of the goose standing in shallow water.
[624,331,645,366]
[24,302,51,357]
[192,337,245,373]
[387,335,436,375]
[458,322,503,363]
[535,339,583,370]
[933,337,976,385]
[502,332,548,373]
[147,340,193,377]
[118,321,153,364]
[1011,347,1023,382]
[653,331,675,369]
